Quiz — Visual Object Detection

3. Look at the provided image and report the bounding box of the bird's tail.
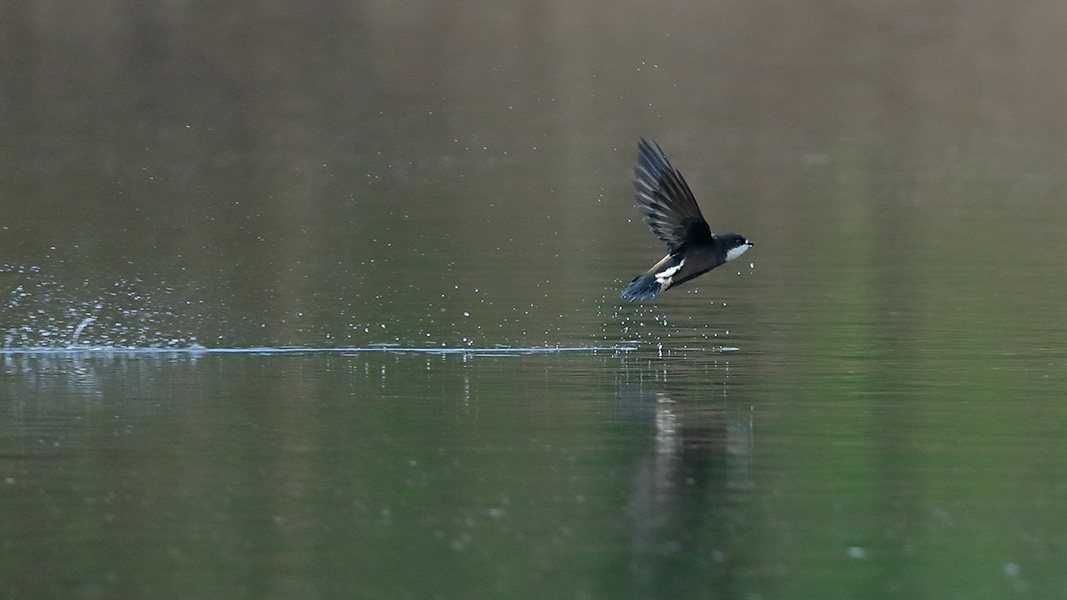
[621,272,661,301]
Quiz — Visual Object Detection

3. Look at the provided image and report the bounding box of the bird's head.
[722,234,753,262]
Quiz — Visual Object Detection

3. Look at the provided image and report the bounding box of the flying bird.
[621,139,753,301]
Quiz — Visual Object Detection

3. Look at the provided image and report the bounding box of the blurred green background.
[3,2,1067,599]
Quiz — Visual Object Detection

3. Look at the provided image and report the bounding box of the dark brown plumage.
[622,139,752,301]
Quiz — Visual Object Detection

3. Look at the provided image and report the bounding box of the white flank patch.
[725,244,751,262]
[655,259,684,286]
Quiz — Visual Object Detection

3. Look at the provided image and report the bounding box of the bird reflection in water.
[622,374,755,595]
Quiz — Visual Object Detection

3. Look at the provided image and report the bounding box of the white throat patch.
[725,244,751,262]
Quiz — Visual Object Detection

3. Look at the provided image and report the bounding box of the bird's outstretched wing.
[633,139,713,253]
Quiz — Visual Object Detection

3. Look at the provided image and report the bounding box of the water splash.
[0,344,638,357]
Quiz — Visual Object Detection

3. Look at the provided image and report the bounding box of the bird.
[621,139,753,301]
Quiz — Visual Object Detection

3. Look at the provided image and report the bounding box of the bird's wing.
[633,139,713,253]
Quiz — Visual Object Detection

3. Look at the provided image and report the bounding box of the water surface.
[3,1,1067,598]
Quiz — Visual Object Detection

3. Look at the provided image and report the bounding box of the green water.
[4,1,1067,598]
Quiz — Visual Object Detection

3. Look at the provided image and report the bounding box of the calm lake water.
[4,1,1067,598]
